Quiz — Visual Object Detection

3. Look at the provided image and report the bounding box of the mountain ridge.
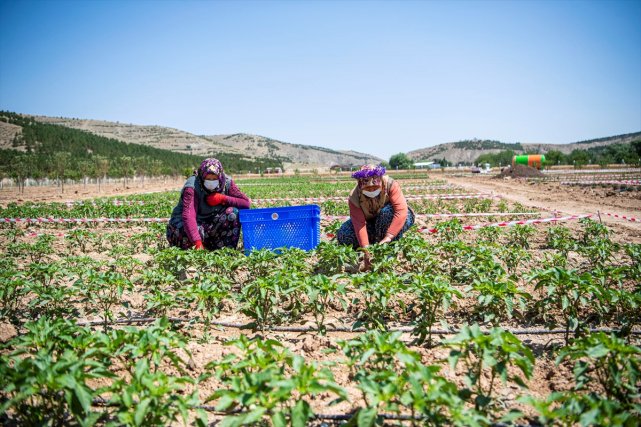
[22,115,382,170]
[407,132,641,164]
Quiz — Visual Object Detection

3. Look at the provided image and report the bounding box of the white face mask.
[203,179,219,191]
[362,188,381,198]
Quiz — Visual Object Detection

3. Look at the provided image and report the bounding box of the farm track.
[446,175,641,244]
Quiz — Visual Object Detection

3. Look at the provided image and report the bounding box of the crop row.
[0,195,525,220]
[2,220,639,342]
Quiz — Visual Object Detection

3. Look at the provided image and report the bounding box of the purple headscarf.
[197,158,226,192]
[351,164,386,188]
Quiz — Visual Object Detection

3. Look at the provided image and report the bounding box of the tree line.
[0,112,283,189]
[475,141,641,168]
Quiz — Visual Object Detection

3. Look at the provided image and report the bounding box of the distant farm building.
[415,161,441,169]
[330,164,357,172]
[264,167,283,174]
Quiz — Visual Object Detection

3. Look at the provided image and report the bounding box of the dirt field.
[444,174,641,244]
[0,177,185,205]
[1,171,640,425]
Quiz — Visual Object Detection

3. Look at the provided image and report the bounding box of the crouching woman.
[337,164,415,266]
[167,158,250,250]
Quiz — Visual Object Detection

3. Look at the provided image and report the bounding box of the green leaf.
[271,411,287,427]
[586,345,609,359]
[134,397,151,426]
[215,393,237,411]
[357,407,377,427]
[292,400,312,427]
[74,383,93,413]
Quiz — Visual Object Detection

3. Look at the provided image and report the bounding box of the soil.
[1,169,640,425]
[0,177,185,206]
[494,164,544,179]
[445,173,641,244]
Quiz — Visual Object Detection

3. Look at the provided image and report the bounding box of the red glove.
[193,240,204,250]
[206,193,227,206]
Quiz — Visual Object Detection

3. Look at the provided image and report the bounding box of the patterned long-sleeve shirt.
[348,181,408,247]
[182,180,251,243]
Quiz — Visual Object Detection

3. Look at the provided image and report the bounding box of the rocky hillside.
[407,133,641,164]
[26,116,381,170]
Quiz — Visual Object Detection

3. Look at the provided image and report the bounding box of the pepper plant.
[107,358,206,427]
[506,225,536,249]
[529,267,606,344]
[339,331,486,426]
[302,274,348,334]
[469,277,531,326]
[444,324,535,417]
[351,272,407,330]
[106,317,190,375]
[185,272,232,338]
[408,275,461,345]
[315,241,359,275]
[74,270,133,331]
[206,335,346,427]
[0,318,113,427]
[240,270,306,331]
[523,332,641,426]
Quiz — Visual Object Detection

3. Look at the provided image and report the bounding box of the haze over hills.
[26,116,382,170]
[407,133,641,165]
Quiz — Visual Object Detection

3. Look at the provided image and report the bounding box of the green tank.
[512,155,545,170]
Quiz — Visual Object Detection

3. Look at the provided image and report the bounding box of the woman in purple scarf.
[167,158,251,250]
[337,164,415,268]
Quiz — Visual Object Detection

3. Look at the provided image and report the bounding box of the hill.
[407,133,641,165]
[26,115,381,170]
[0,112,282,180]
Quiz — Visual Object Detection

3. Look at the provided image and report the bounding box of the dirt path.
[445,175,641,243]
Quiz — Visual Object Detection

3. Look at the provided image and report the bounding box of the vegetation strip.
[325,212,544,221]
[251,194,497,203]
[1,217,167,223]
[419,214,593,233]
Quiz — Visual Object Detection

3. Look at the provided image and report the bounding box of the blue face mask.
[203,179,219,191]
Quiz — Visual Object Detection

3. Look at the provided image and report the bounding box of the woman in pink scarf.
[167,158,251,250]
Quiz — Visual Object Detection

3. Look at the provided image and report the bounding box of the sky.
[1,0,640,160]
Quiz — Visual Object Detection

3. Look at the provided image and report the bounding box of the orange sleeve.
[349,200,370,247]
[387,181,408,238]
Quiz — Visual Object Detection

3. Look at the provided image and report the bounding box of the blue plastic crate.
[239,205,321,254]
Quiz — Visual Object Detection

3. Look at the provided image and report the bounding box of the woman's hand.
[359,248,373,272]
[206,193,227,206]
[379,233,395,244]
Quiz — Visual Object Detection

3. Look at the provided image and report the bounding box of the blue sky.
[1,0,640,160]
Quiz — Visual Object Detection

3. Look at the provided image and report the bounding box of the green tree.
[52,152,71,193]
[631,139,641,157]
[389,153,413,170]
[77,160,93,189]
[94,156,110,192]
[119,156,134,187]
[11,155,31,194]
[568,149,590,168]
[543,150,566,167]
